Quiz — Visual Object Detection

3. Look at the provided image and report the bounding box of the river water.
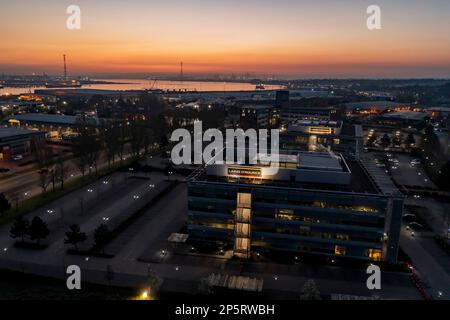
[0,79,284,95]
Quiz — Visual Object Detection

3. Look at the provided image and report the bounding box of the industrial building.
[4,113,101,140]
[0,127,46,161]
[187,150,403,264]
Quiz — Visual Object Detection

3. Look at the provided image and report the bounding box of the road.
[400,226,450,299]
[0,179,422,299]
[0,151,135,201]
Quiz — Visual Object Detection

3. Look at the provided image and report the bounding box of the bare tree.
[55,154,69,190]
[32,144,54,195]
[101,120,121,168]
[73,117,101,176]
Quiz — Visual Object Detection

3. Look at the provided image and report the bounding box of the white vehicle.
[12,154,23,161]
[410,159,422,166]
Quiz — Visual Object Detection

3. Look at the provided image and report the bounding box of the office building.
[187,150,403,263]
[280,120,364,159]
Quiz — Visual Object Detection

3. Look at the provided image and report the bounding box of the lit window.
[368,249,382,261]
[335,245,346,255]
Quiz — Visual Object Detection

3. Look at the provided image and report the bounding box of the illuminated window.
[336,234,349,240]
[367,249,382,261]
[237,193,252,208]
[275,214,295,220]
[236,208,251,222]
[276,209,294,217]
[312,201,326,208]
[334,245,346,255]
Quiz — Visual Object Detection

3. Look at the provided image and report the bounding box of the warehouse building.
[0,127,46,161]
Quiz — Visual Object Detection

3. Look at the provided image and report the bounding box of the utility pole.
[180,61,183,81]
[63,54,67,80]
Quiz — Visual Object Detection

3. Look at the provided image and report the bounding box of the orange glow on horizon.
[1,1,450,77]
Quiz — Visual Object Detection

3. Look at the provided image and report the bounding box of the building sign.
[309,127,332,135]
[228,166,262,178]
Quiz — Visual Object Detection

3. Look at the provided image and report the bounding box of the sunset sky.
[1,0,450,78]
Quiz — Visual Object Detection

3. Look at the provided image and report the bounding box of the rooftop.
[4,113,100,126]
[381,111,429,121]
[191,150,380,195]
[289,119,341,127]
[344,101,408,110]
[239,104,272,110]
[0,127,45,140]
[297,152,342,171]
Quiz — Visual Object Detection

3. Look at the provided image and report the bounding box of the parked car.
[409,222,425,231]
[12,154,23,161]
[402,213,417,221]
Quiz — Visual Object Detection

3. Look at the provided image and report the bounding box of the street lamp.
[141,290,149,299]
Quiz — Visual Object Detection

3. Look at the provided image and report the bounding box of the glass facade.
[188,181,401,262]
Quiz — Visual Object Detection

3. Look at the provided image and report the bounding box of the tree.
[32,144,54,195]
[105,264,115,286]
[94,223,110,253]
[438,161,450,190]
[28,216,49,245]
[147,269,162,298]
[117,124,128,163]
[64,224,87,250]
[10,216,29,243]
[300,280,321,300]
[0,193,11,214]
[405,133,416,147]
[55,154,69,190]
[129,120,145,158]
[73,117,101,176]
[100,121,121,168]
[198,276,214,295]
[380,134,391,148]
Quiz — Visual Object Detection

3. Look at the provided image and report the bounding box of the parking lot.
[368,151,436,189]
